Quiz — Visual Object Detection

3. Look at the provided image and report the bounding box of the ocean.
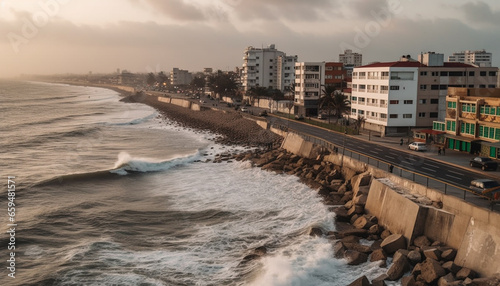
[0,80,391,285]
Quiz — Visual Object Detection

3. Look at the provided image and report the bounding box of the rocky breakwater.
[233,147,500,286]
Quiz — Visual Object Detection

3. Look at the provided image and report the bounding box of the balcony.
[366,102,378,107]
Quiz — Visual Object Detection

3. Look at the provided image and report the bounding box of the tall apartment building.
[170,68,193,86]
[350,52,498,136]
[339,49,363,77]
[294,62,325,117]
[325,62,347,89]
[241,44,297,92]
[448,50,492,67]
[277,54,298,95]
[434,87,500,157]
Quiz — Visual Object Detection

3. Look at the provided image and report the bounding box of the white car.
[240,107,249,112]
[408,142,427,151]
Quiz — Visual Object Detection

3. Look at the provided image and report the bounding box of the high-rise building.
[339,49,363,77]
[294,62,325,116]
[448,50,492,67]
[350,52,498,136]
[241,44,297,92]
[170,68,193,86]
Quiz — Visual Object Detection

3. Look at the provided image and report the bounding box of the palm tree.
[331,90,350,122]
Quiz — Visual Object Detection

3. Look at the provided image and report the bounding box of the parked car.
[318,114,327,120]
[470,179,500,199]
[469,157,498,171]
[259,110,268,117]
[240,107,249,113]
[408,142,427,151]
[295,114,304,120]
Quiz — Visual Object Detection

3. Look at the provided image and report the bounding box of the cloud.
[134,0,208,22]
[458,1,500,26]
[348,0,389,19]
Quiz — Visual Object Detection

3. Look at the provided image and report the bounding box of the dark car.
[470,179,500,199]
[469,157,498,171]
[294,114,304,120]
[258,110,268,117]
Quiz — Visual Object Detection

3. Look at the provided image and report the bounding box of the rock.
[335,228,369,238]
[413,236,432,248]
[370,240,383,251]
[407,250,422,265]
[431,241,445,247]
[348,275,370,286]
[350,214,360,225]
[441,249,457,261]
[456,267,477,280]
[423,248,442,261]
[370,248,387,262]
[469,274,500,286]
[332,241,346,258]
[442,261,461,275]
[344,200,354,209]
[345,250,368,265]
[309,227,323,237]
[341,236,361,244]
[353,215,375,230]
[420,258,446,284]
[371,280,387,286]
[438,273,456,286]
[372,274,388,285]
[380,229,392,240]
[253,246,267,256]
[344,242,372,254]
[358,173,372,186]
[412,262,422,276]
[387,255,411,281]
[401,275,416,286]
[369,224,380,235]
[353,194,368,206]
[332,207,350,222]
[347,205,365,216]
[380,234,407,254]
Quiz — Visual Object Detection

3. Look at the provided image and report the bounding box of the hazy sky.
[1,0,500,77]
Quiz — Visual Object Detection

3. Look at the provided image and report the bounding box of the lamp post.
[341,131,347,168]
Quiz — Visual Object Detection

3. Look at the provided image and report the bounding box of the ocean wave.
[109,112,158,126]
[33,151,200,186]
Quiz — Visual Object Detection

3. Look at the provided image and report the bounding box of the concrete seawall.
[278,131,500,277]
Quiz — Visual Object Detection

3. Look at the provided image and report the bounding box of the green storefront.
[445,135,481,154]
[482,142,500,159]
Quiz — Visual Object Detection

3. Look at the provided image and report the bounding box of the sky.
[1,0,500,78]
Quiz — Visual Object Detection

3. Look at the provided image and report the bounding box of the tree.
[319,86,350,123]
[146,72,156,86]
[157,71,169,90]
[190,76,206,92]
[319,85,338,123]
[354,115,366,131]
[207,71,238,98]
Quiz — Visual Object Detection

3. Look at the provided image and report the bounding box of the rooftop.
[357,61,477,68]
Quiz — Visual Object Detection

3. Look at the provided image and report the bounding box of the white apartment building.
[350,62,421,135]
[170,68,193,86]
[294,62,325,116]
[277,55,298,94]
[241,44,296,92]
[448,50,492,67]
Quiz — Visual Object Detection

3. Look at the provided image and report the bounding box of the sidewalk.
[357,130,500,180]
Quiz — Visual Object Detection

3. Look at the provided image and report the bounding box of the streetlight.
[341,131,347,168]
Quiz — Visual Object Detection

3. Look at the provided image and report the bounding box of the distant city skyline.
[1,0,500,77]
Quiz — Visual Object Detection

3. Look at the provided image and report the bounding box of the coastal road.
[268,116,499,208]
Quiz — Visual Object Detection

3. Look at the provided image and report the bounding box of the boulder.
[469,274,500,286]
[369,224,380,235]
[332,207,351,222]
[342,236,361,244]
[344,242,372,254]
[358,173,372,186]
[413,236,432,248]
[420,258,446,284]
[412,263,422,277]
[371,274,388,286]
[437,273,456,286]
[456,267,477,280]
[348,275,370,286]
[407,250,422,265]
[333,241,346,258]
[353,216,375,230]
[401,276,416,286]
[423,248,442,261]
[370,248,387,262]
[387,255,411,281]
[347,205,365,216]
[380,234,407,254]
[350,214,360,225]
[380,229,392,240]
[353,194,368,206]
[334,228,369,239]
[344,200,354,209]
[442,261,461,275]
[370,240,383,251]
[441,249,457,261]
[345,250,368,265]
[309,227,323,237]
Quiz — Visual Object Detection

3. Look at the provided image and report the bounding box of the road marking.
[386,155,396,159]
[422,167,436,172]
[448,170,463,175]
[374,148,384,151]
[445,174,462,180]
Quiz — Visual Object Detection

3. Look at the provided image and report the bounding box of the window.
[351,109,357,115]
[381,72,389,79]
[461,103,476,113]
[432,72,439,76]
[403,114,412,118]
[469,71,475,76]
[489,71,497,76]
[389,114,398,118]
[419,99,427,104]
[256,64,259,66]
[433,121,445,131]
[447,101,457,108]
[430,99,439,104]
[480,71,487,76]
[418,113,426,118]
[380,114,387,119]
[269,73,273,76]
[440,71,448,76]
[404,100,413,104]
[391,71,414,80]
[430,112,438,118]
[420,85,427,90]
[390,86,400,90]
[380,86,389,93]
[479,84,486,88]
[389,100,399,104]
[420,71,427,76]
[359,97,366,103]
[488,85,496,88]
[440,85,448,90]
[431,85,439,90]
[270,59,273,62]
[449,71,464,76]
[461,122,475,136]
[446,120,456,132]
[358,110,365,115]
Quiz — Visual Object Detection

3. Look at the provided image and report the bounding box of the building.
[339,49,363,77]
[433,87,500,158]
[325,62,347,90]
[170,68,193,86]
[241,44,297,92]
[350,52,498,136]
[294,62,325,117]
[277,54,298,96]
[448,50,492,67]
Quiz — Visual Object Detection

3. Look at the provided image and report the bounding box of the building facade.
[448,50,492,67]
[339,49,363,77]
[241,44,297,92]
[294,62,325,117]
[433,87,500,158]
[277,55,298,95]
[170,68,193,86]
[351,53,498,136]
[325,62,347,90]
